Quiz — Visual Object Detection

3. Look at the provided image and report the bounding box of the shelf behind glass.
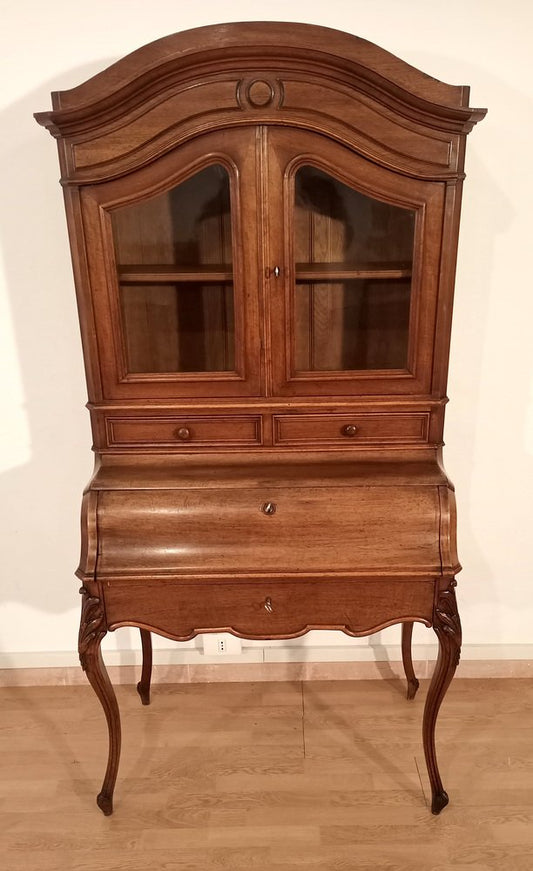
[295,261,412,280]
[118,264,233,283]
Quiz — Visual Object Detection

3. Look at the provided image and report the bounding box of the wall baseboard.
[1,644,532,686]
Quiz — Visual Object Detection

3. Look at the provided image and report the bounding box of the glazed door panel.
[265,127,445,396]
[81,128,263,399]
[112,164,236,375]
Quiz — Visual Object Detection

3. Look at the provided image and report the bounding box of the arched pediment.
[35,22,486,183]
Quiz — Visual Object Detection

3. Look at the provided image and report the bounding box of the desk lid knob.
[261,501,276,515]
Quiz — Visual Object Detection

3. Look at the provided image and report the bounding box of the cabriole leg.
[401,621,419,700]
[423,579,461,814]
[78,586,121,816]
[137,629,153,705]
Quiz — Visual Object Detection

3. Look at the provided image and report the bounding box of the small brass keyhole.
[264,597,273,613]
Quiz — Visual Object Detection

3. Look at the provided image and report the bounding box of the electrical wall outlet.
[202,633,242,656]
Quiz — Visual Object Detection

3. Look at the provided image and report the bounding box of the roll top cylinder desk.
[35,22,486,815]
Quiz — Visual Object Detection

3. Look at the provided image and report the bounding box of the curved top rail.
[35,21,486,136]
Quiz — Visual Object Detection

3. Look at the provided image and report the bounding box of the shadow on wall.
[0,57,527,672]
[0,66,114,653]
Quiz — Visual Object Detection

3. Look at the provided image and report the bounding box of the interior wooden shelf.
[118,264,233,283]
[295,262,412,280]
[118,263,411,284]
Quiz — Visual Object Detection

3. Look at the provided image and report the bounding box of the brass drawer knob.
[264,597,273,613]
[341,424,358,437]
[175,426,191,440]
[261,501,276,515]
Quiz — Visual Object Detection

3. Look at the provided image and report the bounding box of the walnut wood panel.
[103,577,435,641]
[280,79,454,172]
[273,412,429,446]
[65,75,460,184]
[438,485,461,575]
[96,485,442,576]
[105,415,262,448]
[89,454,452,491]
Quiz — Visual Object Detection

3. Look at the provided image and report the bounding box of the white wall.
[1,0,532,668]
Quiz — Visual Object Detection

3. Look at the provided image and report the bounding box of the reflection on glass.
[294,165,415,371]
[111,164,235,373]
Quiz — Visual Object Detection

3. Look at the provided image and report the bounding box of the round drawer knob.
[176,427,191,441]
[264,597,274,613]
[341,424,358,437]
[261,501,276,516]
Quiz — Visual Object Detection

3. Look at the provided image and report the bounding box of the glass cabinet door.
[112,164,235,375]
[293,165,415,372]
[81,128,261,399]
[267,128,443,396]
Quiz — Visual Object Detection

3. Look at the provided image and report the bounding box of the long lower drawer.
[103,577,435,640]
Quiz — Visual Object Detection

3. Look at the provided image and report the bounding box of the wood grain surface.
[1,678,532,870]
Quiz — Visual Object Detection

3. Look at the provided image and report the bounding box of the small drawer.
[105,415,262,447]
[273,412,429,445]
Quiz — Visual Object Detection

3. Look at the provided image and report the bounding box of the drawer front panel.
[106,415,262,447]
[104,578,435,640]
[97,485,441,575]
[273,413,429,445]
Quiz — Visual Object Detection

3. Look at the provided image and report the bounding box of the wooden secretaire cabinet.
[36,22,485,815]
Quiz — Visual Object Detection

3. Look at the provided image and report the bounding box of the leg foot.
[401,621,419,700]
[136,681,150,705]
[423,580,461,815]
[97,792,113,816]
[431,790,449,815]
[406,677,420,701]
[79,586,121,815]
[137,628,152,705]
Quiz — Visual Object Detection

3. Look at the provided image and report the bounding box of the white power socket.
[202,632,242,656]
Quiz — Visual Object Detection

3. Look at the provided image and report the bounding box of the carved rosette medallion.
[78,586,106,671]
[434,579,462,667]
[236,77,284,110]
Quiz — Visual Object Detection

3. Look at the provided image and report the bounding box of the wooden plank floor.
[1,677,532,870]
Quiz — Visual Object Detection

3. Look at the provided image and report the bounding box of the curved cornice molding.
[35,22,486,137]
[35,23,486,184]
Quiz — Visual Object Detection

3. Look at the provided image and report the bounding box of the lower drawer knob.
[176,427,191,440]
[341,424,358,437]
[264,597,274,613]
